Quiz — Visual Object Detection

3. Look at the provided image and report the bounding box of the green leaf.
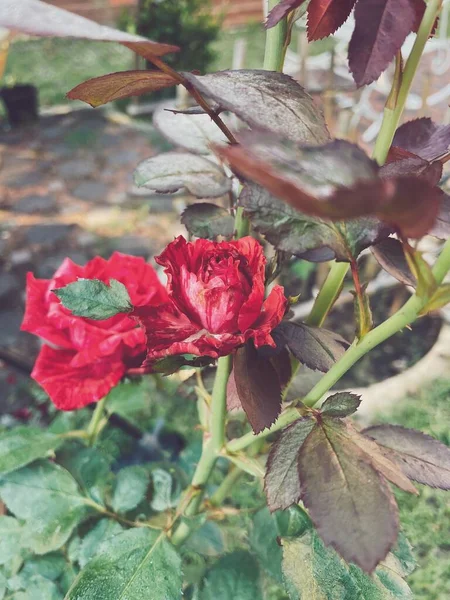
[18,553,67,582]
[181,203,234,240]
[354,285,373,339]
[7,575,62,600]
[78,519,124,568]
[0,517,24,565]
[275,322,349,373]
[112,466,150,513]
[264,417,315,511]
[0,571,5,600]
[105,380,151,426]
[134,152,232,199]
[320,392,362,418]
[420,283,450,315]
[53,279,132,320]
[57,445,112,505]
[240,184,389,262]
[297,419,399,572]
[186,521,224,557]
[0,461,91,554]
[199,551,263,600]
[150,469,179,512]
[282,528,414,600]
[0,427,62,476]
[249,509,283,584]
[66,529,182,600]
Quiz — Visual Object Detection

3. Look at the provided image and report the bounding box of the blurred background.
[0,2,449,597]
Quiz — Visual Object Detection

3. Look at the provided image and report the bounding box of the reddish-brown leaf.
[233,344,282,434]
[67,71,177,108]
[217,135,441,238]
[0,0,178,59]
[266,0,308,28]
[298,419,399,572]
[307,0,357,41]
[349,0,415,87]
[265,417,315,511]
[371,237,416,287]
[392,117,450,162]
[363,424,450,489]
[380,156,443,186]
[226,368,242,411]
[430,193,450,240]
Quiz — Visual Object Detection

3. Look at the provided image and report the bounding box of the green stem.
[282,261,349,401]
[171,355,231,546]
[228,238,450,451]
[264,0,288,71]
[86,397,108,446]
[306,262,349,327]
[235,206,250,238]
[210,466,243,507]
[373,0,443,164]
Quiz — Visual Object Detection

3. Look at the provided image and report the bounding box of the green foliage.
[66,529,182,600]
[112,466,150,513]
[198,551,263,600]
[0,461,92,554]
[0,427,62,476]
[53,278,132,320]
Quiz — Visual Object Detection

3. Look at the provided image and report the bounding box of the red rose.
[135,236,287,363]
[21,252,167,410]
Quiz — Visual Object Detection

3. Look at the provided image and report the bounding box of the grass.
[1,24,333,109]
[374,379,450,599]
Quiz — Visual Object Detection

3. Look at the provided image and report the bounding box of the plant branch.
[373,0,443,165]
[86,396,108,446]
[170,355,231,546]
[228,238,450,451]
[209,466,243,507]
[264,0,288,71]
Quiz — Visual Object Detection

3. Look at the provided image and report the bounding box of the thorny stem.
[373,0,444,165]
[170,355,232,546]
[170,7,290,546]
[228,238,450,452]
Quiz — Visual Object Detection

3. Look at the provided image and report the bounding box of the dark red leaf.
[430,193,450,240]
[270,348,292,390]
[392,118,450,162]
[349,0,415,87]
[226,368,241,411]
[264,417,315,511]
[266,0,308,28]
[298,419,399,572]
[233,343,282,433]
[380,156,443,186]
[217,134,441,238]
[386,146,419,163]
[276,321,349,372]
[67,71,177,108]
[363,424,450,489]
[307,0,357,41]
[0,0,178,59]
[371,237,416,287]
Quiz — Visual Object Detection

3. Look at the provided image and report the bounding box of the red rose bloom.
[21,252,168,410]
[135,236,287,364]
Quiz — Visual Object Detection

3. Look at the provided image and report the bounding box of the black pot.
[1,84,38,127]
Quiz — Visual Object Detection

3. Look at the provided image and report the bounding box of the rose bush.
[21,252,167,410]
[134,236,288,363]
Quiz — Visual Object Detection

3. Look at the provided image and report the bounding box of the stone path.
[0,109,184,415]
